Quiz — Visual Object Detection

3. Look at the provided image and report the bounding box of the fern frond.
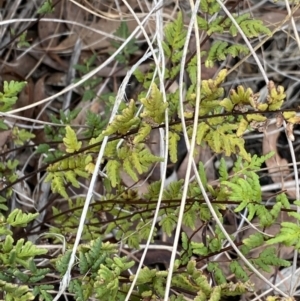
[226,44,249,57]
[7,209,38,227]
[133,123,152,144]
[116,142,163,182]
[206,17,225,35]
[250,247,290,272]
[163,11,188,66]
[0,81,27,112]
[267,81,286,110]
[229,261,249,281]
[205,41,228,67]
[267,220,300,250]
[63,126,82,153]
[218,158,228,181]
[197,16,208,30]
[207,263,226,285]
[169,131,180,163]
[201,41,250,69]
[242,233,265,254]
[106,160,121,188]
[200,0,221,14]
[69,280,85,301]
[103,99,140,135]
[140,83,168,125]
[229,13,271,38]
[45,153,91,199]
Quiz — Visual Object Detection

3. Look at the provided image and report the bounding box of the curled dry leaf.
[263,123,296,198]
[2,54,38,79]
[250,120,269,133]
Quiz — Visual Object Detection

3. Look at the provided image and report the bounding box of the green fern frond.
[94,257,134,301]
[209,286,221,301]
[221,85,256,109]
[47,172,69,199]
[197,16,208,30]
[207,263,227,285]
[276,193,290,209]
[69,279,86,301]
[63,126,82,153]
[163,11,187,64]
[229,261,249,281]
[218,158,229,181]
[267,218,300,250]
[251,247,290,272]
[200,0,221,14]
[117,142,163,182]
[7,209,38,227]
[206,17,225,35]
[12,127,35,146]
[32,284,54,301]
[229,13,271,38]
[134,267,156,285]
[205,123,250,161]
[55,250,72,275]
[205,41,228,67]
[227,44,249,57]
[140,83,168,125]
[45,153,91,199]
[267,81,286,110]
[169,129,181,163]
[159,213,177,236]
[0,280,34,301]
[223,175,261,212]
[282,111,300,125]
[0,235,47,269]
[0,80,26,112]
[196,122,210,145]
[183,203,199,230]
[133,123,152,144]
[242,233,265,255]
[163,180,183,199]
[106,160,121,188]
[103,99,140,135]
[190,240,209,256]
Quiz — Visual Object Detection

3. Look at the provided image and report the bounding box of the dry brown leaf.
[177,144,215,182]
[120,170,150,197]
[263,123,296,198]
[1,54,38,79]
[258,8,300,31]
[16,78,35,119]
[31,75,49,142]
[28,48,68,72]
[0,130,12,148]
[38,0,65,48]
[61,1,154,50]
